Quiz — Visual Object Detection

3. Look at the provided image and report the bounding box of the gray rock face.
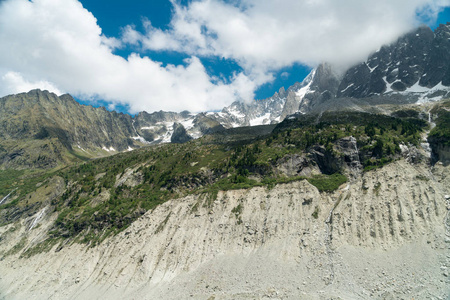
[278,24,450,115]
[298,63,341,113]
[338,24,450,98]
[335,136,362,176]
[275,153,320,177]
[192,113,225,134]
[280,90,302,120]
[170,123,192,144]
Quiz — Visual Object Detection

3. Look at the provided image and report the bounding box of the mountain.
[296,23,450,113]
[0,90,230,169]
[0,90,143,169]
[338,24,450,97]
[1,24,449,171]
[185,23,450,128]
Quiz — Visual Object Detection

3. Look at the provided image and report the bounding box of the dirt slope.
[0,160,449,299]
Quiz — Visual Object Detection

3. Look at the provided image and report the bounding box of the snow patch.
[180,118,195,131]
[366,63,377,73]
[102,146,116,152]
[295,69,315,100]
[340,83,354,93]
[249,113,271,126]
[132,136,149,144]
[227,107,245,119]
[29,207,47,231]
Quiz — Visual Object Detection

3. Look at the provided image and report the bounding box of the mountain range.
[0,23,449,171]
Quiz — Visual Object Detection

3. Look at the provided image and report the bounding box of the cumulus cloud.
[1,71,62,95]
[125,0,450,74]
[0,0,255,113]
[0,0,448,113]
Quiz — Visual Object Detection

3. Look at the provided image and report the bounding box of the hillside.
[0,157,448,299]
[0,99,449,298]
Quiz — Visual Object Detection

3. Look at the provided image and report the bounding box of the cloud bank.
[0,0,256,113]
[126,0,449,72]
[0,0,448,113]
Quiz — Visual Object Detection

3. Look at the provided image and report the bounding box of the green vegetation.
[4,237,27,257]
[231,203,243,224]
[21,238,59,258]
[312,206,319,219]
[0,169,58,211]
[428,99,450,146]
[307,173,347,193]
[0,109,430,249]
[155,213,171,234]
[415,174,429,181]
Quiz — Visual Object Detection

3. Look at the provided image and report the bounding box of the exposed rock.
[276,153,320,177]
[298,63,341,114]
[308,145,341,175]
[192,114,225,135]
[170,123,192,144]
[335,136,362,176]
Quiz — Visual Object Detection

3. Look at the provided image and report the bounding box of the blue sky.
[0,0,448,114]
[80,0,450,106]
[80,0,312,103]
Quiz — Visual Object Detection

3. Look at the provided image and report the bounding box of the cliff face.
[0,159,448,299]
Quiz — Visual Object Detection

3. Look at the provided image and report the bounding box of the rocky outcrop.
[430,142,450,165]
[298,63,341,114]
[280,90,302,120]
[170,123,192,144]
[275,136,362,178]
[192,113,225,134]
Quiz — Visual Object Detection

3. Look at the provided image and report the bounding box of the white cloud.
[280,72,289,79]
[0,0,255,113]
[125,0,450,75]
[0,0,448,114]
[1,71,62,95]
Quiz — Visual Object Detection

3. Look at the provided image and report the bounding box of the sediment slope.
[0,159,448,299]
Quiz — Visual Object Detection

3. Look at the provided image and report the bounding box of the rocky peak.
[297,63,341,113]
[337,25,450,98]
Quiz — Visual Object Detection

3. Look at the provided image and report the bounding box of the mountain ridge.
[1,24,449,170]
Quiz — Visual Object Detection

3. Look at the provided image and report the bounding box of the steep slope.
[0,159,448,299]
